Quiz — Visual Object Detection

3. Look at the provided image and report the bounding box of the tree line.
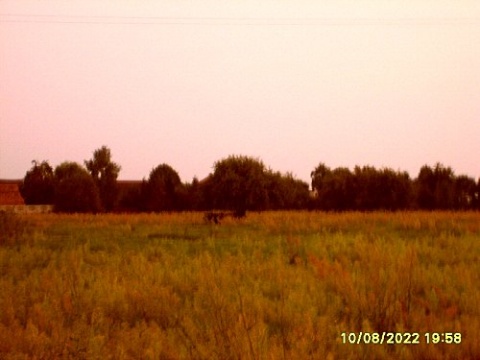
[20,146,480,213]
[311,163,479,211]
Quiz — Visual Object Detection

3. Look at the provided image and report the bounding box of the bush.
[54,162,101,213]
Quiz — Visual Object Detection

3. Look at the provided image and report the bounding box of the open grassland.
[1,211,479,359]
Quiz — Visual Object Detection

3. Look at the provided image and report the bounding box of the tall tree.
[266,170,311,210]
[353,166,411,210]
[311,164,355,210]
[117,181,143,212]
[453,175,477,210]
[415,163,455,209]
[312,163,412,211]
[143,164,183,211]
[210,155,268,216]
[415,165,436,209]
[20,160,55,204]
[382,168,412,210]
[183,177,204,211]
[85,146,121,212]
[54,162,100,213]
[311,163,331,196]
[325,167,356,210]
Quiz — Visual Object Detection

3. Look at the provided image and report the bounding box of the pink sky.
[1,1,480,184]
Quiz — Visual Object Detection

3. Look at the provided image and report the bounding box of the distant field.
[1,211,479,359]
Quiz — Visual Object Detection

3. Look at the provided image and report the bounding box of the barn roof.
[0,180,24,205]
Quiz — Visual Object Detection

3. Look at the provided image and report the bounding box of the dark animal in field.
[204,210,246,224]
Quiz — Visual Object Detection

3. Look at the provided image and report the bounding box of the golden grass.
[0,211,479,359]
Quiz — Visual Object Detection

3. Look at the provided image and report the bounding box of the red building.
[0,180,25,205]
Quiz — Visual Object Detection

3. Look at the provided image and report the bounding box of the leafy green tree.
[324,167,356,210]
[266,171,311,210]
[433,164,455,209]
[194,175,215,211]
[85,146,121,212]
[311,163,331,195]
[383,168,412,210]
[415,165,436,209]
[415,163,455,209]
[311,164,355,210]
[312,163,412,211]
[453,175,477,210]
[143,164,183,211]
[353,165,379,210]
[54,162,101,213]
[210,155,269,216]
[117,181,143,212]
[20,160,55,204]
[353,166,412,210]
[183,177,205,211]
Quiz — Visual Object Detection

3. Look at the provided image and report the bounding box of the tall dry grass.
[0,211,478,359]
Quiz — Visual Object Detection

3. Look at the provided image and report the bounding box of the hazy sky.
[1,1,480,184]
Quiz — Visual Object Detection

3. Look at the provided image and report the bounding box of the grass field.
[0,211,479,359]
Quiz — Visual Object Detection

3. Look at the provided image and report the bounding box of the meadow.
[0,211,479,359]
